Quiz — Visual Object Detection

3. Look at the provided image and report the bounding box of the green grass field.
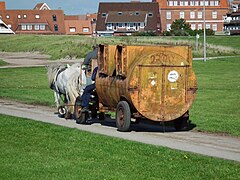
[0,57,239,136]
[0,114,239,179]
[191,58,240,136]
[0,67,54,106]
[0,35,240,59]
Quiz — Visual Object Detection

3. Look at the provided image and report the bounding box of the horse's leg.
[64,93,72,119]
[54,91,61,108]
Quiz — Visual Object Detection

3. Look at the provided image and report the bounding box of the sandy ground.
[0,51,83,68]
[0,52,240,162]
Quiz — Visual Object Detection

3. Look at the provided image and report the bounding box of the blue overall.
[81,67,98,108]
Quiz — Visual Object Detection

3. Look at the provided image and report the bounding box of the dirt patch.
[0,52,83,68]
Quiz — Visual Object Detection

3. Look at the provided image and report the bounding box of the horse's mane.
[46,64,67,88]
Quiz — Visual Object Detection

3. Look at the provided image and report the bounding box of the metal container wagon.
[75,44,197,132]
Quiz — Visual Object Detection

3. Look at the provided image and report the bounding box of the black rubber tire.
[77,112,88,124]
[74,98,87,124]
[174,112,189,131]
[116,101,131,132]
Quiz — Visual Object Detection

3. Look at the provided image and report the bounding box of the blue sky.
[3,0,152,15]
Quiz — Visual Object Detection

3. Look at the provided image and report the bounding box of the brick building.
[224,3,240,35]
[0,2,96,35]
[96,2,161,36]
[0,2,66,34]
[153,0,229,33]
[65,13,97,36]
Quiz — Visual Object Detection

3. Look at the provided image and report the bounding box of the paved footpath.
[0,99,240,162]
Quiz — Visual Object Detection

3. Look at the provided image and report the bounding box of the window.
[135,12,139,15]
[180,1,184,6]
[184,1,188,6]
[23,14,27,19]
[191,24,196,30]
[102,13,107,17]
[6,15,10,19]
[83,27,89,32]
[35,14,40,19]
[106,23,112,30]
[190,12,195,19]
[195,1,199,6]
[200,1,203,5]
[54,25,58,31]
[214,1,219,6]
[148,12,153,17]
[118,12,123,15]
[169,1,173,6]
[21,25,26,30]
[212,11,217,19]
[205,1,209,6]
[167,24,171,31]
[166,11,171,19]
[198,24,202,30]
[40,24,45,30]
[27,25,32,30]
[52,15,57,21]
[118,23,125,28]
[198,12,202,19]
[69,27,76,32]
[206,24,211,29]
[34,25,40,30]
[179,12,184,19]
[140,23,145,28]
[174,1,178,6]
[210,1,214,6]
[18,15,21,19]
[212,24,217,31]
[190,1,194,6]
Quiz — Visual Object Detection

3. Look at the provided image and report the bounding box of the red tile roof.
[106,11,147,23]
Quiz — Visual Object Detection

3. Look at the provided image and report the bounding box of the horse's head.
[46,64,67,90]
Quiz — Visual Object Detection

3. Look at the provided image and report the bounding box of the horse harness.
[51,67,67,93]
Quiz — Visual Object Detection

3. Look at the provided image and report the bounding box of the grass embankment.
[0,59,8,66]
[0,58,239,136]
[0,114,239,179]
[0,35,240,59]
[0,35,93,60]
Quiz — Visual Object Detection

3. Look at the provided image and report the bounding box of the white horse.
[47,63,86,118]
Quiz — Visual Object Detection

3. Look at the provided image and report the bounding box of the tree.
[170,18,192,36]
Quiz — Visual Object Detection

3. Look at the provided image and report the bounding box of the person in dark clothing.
[83,45,98,67]
[81,67,98,112]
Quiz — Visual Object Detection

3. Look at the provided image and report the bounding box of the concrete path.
[0,99,239,162]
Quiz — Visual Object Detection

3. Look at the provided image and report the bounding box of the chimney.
[0,1,6,10]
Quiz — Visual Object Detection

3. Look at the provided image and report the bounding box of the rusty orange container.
[96,44,197,131]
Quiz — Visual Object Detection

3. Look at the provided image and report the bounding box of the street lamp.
[203,0,207,62]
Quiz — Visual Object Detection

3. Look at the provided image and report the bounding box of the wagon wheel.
[58,106,66,118]
[74,97,87,124]
[116,101,131,132]
[174,111,189,131]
